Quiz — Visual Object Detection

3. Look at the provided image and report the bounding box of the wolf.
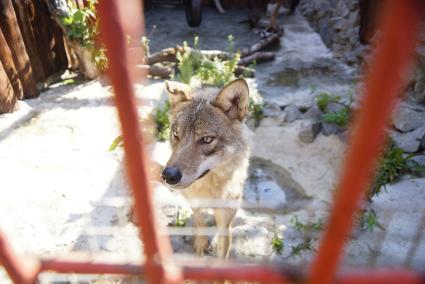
[161,78,252,258]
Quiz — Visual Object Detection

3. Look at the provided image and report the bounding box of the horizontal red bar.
[37,258,425,284]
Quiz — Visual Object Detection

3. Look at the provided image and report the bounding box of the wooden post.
[11,0,46,82]
[0,0,38,98]
[0,27,23,99]
[0,59,17,114]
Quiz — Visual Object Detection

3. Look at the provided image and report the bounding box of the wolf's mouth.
[197,169,210,180]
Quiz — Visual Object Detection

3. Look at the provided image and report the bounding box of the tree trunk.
[0,0,38,98]
[0,27,23,98]
[0,59,17,114]
[11,0,46,82]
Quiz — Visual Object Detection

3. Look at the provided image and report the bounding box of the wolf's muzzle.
[161,167,182,185]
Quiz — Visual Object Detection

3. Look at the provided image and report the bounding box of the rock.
[419,133,425,151]
[411,155,425,177]
[322,122,344,136]
[263,101,283,118]
[390,127,425,153]
[326,102,346,113]
[298,121,322,143]
[392,106,425,132]
[283,104,302,123]
[303,105,323,121]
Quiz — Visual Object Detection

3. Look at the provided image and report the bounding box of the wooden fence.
[0,0,69,114]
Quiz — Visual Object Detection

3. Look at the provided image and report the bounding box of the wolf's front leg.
[214,208,237,259]
[192,209,209,256]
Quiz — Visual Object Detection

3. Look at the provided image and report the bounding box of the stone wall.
[300,0,425,103]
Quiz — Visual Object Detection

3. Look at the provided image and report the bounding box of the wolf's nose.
[161,167,182,185]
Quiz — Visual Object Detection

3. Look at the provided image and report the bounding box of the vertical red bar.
[306,1,423,284]
[0,232,40,284]
[97,1,182,283]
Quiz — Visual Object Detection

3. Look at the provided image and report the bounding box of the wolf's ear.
[165,81,192,108]
[212,78,249,121]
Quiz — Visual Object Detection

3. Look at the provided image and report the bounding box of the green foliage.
[290,239,313,257]
[249,99,264,124]
[176,35,240,87]
[60,1,108,71]
[174,210,189,227]
[154,101,171,141]
[109,135,123,152]
[315,92,341,112]
[370,141,425,198]
[271,234,284,254]
[322,106,350,127]
[291,216,324,233]
[359,208,384,233]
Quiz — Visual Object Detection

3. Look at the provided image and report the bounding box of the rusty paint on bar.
[97,0,182,283]
[0,232,40,284]
[306,1,423,284]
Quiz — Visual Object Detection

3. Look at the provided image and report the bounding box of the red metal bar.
[306,1,423,284]
[38,257,425,284]
[97,1,182,283]
[0,232,40,284]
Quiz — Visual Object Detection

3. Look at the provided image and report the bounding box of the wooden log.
[30,0,57,76]
[0,59,17,113]
[0,0,38,98]
[239,33,280,57]
[11,0,46,82]
[146,47,178,65]
[238,51,275,65]
[234,65,255,78]
[0,27,23,98]
[135,64,174,79]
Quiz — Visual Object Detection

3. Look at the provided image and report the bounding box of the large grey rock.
[390,127,425,153]
[298,121,322,143]
[283,104,302,123]
[263,101,283,118]
[322,122,344,136]
[392,107,425,132]
[303,105,323,121]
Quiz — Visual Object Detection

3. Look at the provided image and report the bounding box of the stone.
[303,105,323,121]
[390,127,425,153]
[392,106,425,132]
[420,133,425,151]
[263,101,283,118]
[411,155,425,177]
[298,121,322,143]
[283,104,302,123]
[326,102,346,113]
[322,122,344,136]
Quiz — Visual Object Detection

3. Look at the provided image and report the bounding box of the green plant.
[249,99,264,124]
[291,216,324,233]
[290,239,313,257]
[60,1,108,71]
[359,208,384,233]
[322,106,350,127]
[370,141,425,198]
[315,92,341,112]
[154,101,171,141]
[175,210,189,227]
[109,135,123,152]
[271,234,284,254]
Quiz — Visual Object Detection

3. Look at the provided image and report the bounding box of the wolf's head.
[161,79,250,190]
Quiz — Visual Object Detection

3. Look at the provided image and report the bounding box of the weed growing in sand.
[271,234,284,254]
[370,140,425,198]
[290,239,313,257]
[359,208,384,233]
[174,210,190,227]
[322,106,350,127]
[154,101,171,141]
[291,216,324,233]
[315,92,341,112]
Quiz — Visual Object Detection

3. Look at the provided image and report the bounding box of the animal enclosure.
[0,0,425,283]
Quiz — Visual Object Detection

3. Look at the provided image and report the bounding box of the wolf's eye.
[201,136,215,144]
